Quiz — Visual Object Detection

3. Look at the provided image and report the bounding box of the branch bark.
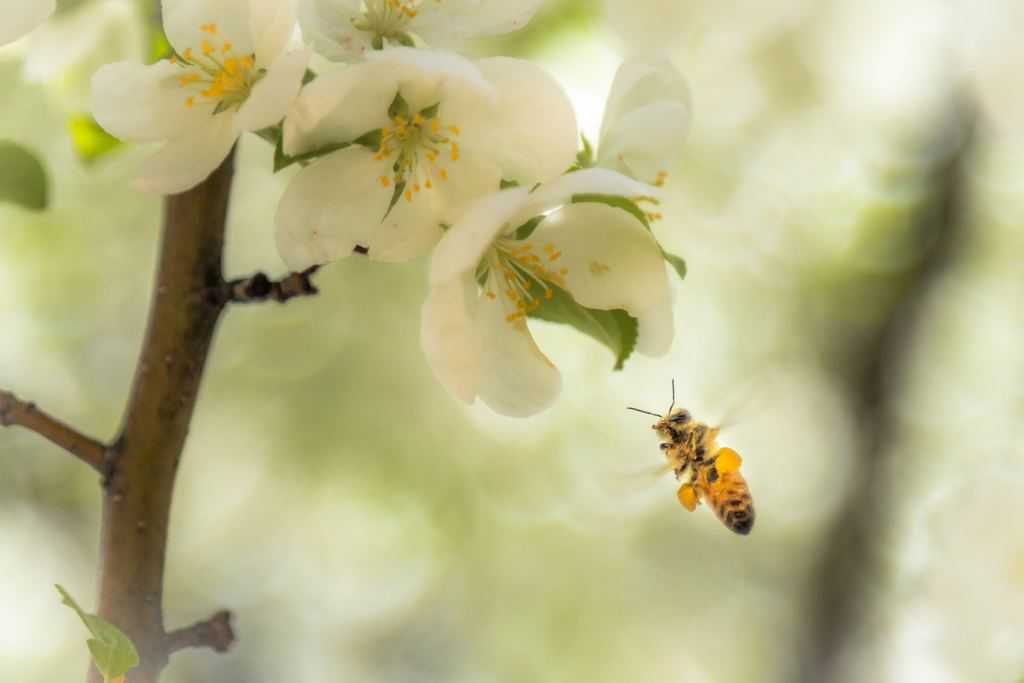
[224,266,320,304]
[0,390,107,471]
[90,150,236,683]
[166,611,235,655]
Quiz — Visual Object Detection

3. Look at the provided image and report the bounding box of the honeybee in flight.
[629,381,755,535]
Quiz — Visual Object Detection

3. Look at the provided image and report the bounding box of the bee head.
[668,408,691,425]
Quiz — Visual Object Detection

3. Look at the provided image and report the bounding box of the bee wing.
[599,461,674,498]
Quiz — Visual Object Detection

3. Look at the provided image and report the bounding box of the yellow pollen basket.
[171,23,261,111]
[715,447,742,474]
[374,104,460,204]
[677,483,698,511]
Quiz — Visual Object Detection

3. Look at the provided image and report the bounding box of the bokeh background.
[2,0,1023,681]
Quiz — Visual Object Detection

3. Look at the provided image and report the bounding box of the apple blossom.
[421,169,673,417]
[595,56,691,187]
[300,0,546,62]
[275,47,578,268]
[0,0,54,46]
[91,0,310,194]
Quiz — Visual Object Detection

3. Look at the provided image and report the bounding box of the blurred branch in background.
[799,96,976,683]
[0,390,106,471]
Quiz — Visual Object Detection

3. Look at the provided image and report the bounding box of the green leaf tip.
[0,141,48,211]
[56,584,139,683]
[528,284,638,371]
[67,116,122,165]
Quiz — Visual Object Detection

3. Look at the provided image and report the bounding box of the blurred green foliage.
[0,141,48,210]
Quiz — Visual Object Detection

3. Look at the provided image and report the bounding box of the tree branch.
[89,149,237,683]
[166,611,235,655]
[224,266,320,304]
[0,390,106,471]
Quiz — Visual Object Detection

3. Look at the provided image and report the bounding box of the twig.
[0,390,106,471]
[224,266,320,304]
[166,611,235,655]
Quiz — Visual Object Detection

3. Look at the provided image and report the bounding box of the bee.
[628,382,755,535]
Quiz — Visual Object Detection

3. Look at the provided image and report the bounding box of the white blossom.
[596,56,691,186]
[0,0,54,46]
[275,47,578,267]
[91,0,310,194]
[421,169,673,417]
[300,0,545,62]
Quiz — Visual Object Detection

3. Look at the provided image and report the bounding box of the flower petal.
[298,0,371,62]
[236,47,310,131]
[0,0,53,46]
[421,273,482,405]
[275,145,392,270]
[248,0,297,63]
[430,187,532,284]
[282,60,401,156]
[520,167,658,220]
[458,57,578,186]
[598,58,691,182]
[411,0,545,43]
[91,60,211,142]
[133,111,240,194]
[367,48,493,109]
[162,0,254,56]
[527,202,673,355]
[476,276,562,417]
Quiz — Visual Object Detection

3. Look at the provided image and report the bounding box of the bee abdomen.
[711,472,755,535]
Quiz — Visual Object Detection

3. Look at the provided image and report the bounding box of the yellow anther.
[450,143,459,161]
[426,151,437,162]
[558,268,568,276]
[425,179,433,189]
[412,113,424,125]
[378,175,391,187]
[439,168,448,181]
[221,41,233,54]
[543,243,554,252]
[544,288,553,300]
[485,291,496,300]
[404,190,412,202]
[431,119,439,133]
[412,183,421,192]
[202,39,214,55]
[549,251,561,262]
[183,47,193,60]
[448,125,460,135]
[200,23,217,34]
[185,96,195,108]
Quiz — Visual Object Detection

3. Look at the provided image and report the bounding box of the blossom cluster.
[82,0,691,417]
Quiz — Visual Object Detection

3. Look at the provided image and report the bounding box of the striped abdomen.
[703,469,755,535]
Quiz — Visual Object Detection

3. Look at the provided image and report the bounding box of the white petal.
[633,285,674,357]
[275,145,392,269]
[430,187,532,285]
[598,58,691,182]
[421,273,482,405]
[367,48,493,109]
[411,0,544,43]
[0,0,53,46]
[369,193,446,263]
[282,60,400,156]
[461,57,578,186]
[299,0,373,62]
[527,202,673,355]
[236,48,310,131]
[476,276,562,417]
[91,60,210,142]
[134,112,240,194]
[162,0,254,57]
[248,0,297,63]
[520,167,658,220]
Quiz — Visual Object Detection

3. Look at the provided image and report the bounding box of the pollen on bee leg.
[677,483,698,511]
[715,447,742,473]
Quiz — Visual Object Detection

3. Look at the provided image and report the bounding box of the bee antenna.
[668,379,676,414]
[626,406,662,418]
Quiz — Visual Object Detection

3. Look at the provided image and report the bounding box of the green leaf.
[56,585,139,683]
[499,179,520,190]
[0,141,48,211]
[383,179,407,219]
[302,68,317,85]
[419,102,440,119]
[274,139,352,173]
[661,248,687,281]
[388,92,410,120]
[528,283,638,371]
[254,124,282,147]
[571,193,650,229]
[511,215,543,241]
[574,134,595,170]
[66,115,121,165]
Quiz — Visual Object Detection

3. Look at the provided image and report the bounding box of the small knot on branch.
[166,610,235,655]
[225,266,320,305]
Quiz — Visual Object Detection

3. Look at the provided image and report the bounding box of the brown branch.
[0,390,106,471]
[89,149,237,683]
[224,265,320,304]
[166,611,235,655]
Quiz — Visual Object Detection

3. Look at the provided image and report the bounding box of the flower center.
[354,0,440,47]
[170,23,264,112]
[374,102,460,203]
[482,239,570,327]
